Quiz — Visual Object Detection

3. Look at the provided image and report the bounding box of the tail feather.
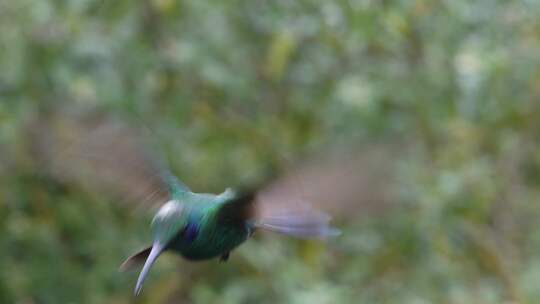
[119,246,152,272]
[134,243,163,296]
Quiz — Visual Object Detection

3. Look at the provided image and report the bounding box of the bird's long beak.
[134,242,164,296]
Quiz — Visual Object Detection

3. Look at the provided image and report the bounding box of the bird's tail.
[119,246,152,272]
[252,210,341,239]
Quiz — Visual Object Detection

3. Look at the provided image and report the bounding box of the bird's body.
[53,119,342,295]
[155,189,251,261]
[32,110,346,296]
[121,175,339,296]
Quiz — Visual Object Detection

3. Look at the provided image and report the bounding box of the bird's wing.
[28,108,187,211]
[216,147,398,238]
[256,149,395,221]
[254,182,341,238]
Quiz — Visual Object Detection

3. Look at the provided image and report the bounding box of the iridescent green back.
[151,187,251,260]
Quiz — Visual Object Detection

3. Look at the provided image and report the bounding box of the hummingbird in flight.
[119,173,340,296]
[31,111,342,296]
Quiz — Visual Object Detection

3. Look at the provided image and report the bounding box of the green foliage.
[2,0,540,303]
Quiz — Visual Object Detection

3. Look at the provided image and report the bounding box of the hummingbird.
[30,111,342,296]
[119,173,340,296]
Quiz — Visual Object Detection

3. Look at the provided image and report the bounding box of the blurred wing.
[29,109,175,211]
[220,147,396,238]
[253,183,341,239]
[257,148,395,220]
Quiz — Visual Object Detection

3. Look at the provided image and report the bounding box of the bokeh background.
[2,0,540,303]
